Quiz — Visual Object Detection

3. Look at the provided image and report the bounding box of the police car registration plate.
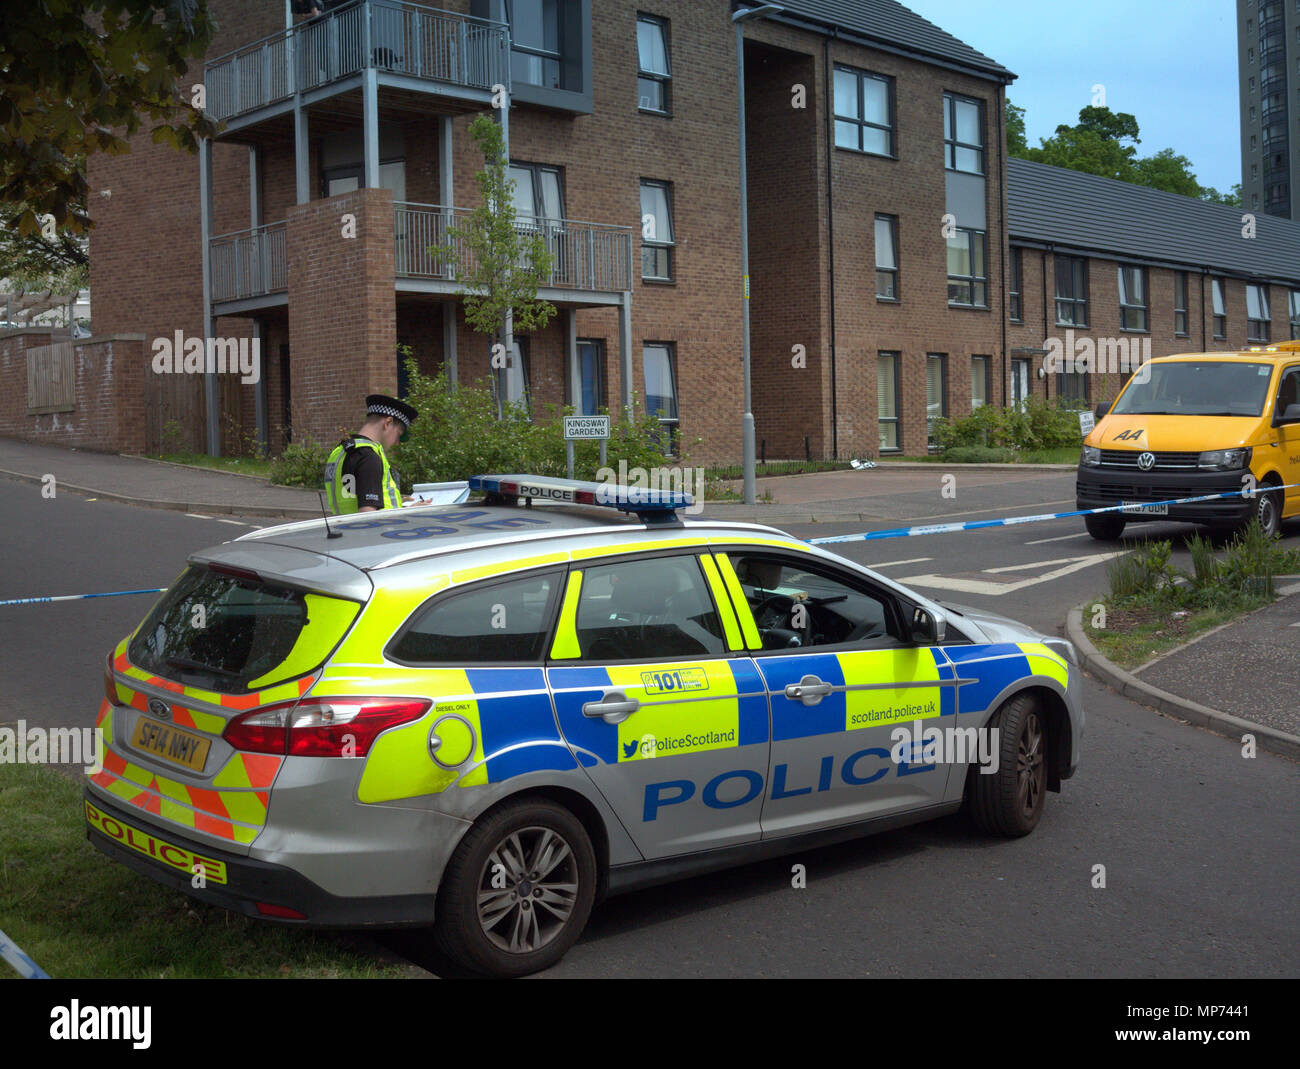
[131,718,211,772]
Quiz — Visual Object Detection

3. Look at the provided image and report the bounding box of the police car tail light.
[104,654,125,707]
[224,698,431,757]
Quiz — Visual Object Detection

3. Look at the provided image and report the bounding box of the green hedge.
[932,398,1088,456]
[270,360,676,492]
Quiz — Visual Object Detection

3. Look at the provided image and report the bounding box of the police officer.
[324,394,418,513]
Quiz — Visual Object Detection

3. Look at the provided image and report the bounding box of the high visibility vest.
[324,436,401,513]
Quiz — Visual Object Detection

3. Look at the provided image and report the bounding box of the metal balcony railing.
[210,222,288,303]
[204,1,508,124]
[395,203,635,294]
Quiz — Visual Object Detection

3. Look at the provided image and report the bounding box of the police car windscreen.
[129,566,358,692]
[1112,361,1273,417]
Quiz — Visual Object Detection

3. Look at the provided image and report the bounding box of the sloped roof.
[769,0,1014,81]
[1008,157,1300,285]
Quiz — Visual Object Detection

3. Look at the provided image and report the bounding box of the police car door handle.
[582,690,640,724]
[785,675,834,705]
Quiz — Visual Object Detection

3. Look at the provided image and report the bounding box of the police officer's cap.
[366,394,419,428]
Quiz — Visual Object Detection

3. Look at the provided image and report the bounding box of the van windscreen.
[1112,361,1273,417]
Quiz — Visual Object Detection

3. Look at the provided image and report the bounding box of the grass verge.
[152,452,274,479]
[0,764,409,979]
[1083,596,1268,670]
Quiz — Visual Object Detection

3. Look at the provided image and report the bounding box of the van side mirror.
[1275,402,1300,426]
[1094,400,1113,422]
[910,606,947,645]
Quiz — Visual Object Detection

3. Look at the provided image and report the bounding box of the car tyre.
[1084,512,1126,541]
[434,798,596,978]
[1245,482,1283,539]
[967,693,1047,837]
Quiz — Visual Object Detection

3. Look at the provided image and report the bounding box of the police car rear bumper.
[84,789,437,928]
[1076,467,1252,522]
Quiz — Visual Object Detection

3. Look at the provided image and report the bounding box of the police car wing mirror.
[910,607,946,645]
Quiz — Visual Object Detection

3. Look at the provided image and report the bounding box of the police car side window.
[730,553,902,652]
[574,555,726,661]
[387,571,560,665]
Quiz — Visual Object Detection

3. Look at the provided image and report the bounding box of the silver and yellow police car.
[87,475,1083,977]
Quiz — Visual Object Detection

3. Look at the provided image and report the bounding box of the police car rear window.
[388,571,561,665]
[129,566,359,692]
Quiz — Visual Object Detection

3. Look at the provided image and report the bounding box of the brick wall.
[285,188,397,445]
[0,330,147,453]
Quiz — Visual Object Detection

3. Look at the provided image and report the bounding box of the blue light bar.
[468,474,693,518]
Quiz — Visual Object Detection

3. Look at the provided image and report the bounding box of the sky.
[902,0,1243,194]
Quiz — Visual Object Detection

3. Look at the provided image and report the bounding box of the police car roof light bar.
[468,474,692,524]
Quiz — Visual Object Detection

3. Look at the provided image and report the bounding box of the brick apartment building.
[2,0,1299,465]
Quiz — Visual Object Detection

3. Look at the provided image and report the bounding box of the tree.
[0,0,216,237]
[436,114,557,339]
[1010,102,1240,206]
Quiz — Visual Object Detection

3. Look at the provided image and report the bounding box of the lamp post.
[733,3,782,505]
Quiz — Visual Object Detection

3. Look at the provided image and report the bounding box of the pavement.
[3,435,1296,757]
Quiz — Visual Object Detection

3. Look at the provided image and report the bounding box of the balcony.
[209,222,288,313]
[204,1,508,131]
[394,203,635,302]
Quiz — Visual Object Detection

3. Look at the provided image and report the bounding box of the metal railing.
[204,1,508,123]
[210,222,288,303]
[395,203,635,293]
[26,340,75,413]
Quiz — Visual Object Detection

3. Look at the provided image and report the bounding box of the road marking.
[866,557,933,569]
[900,551,1127,596]
[186,513,210,520]
[213,518,251,527]
[1025,532,1085,545]
[891,499,1074,525]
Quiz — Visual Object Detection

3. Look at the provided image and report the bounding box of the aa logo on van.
[1111,428,1144,441]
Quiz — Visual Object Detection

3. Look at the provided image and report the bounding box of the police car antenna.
[318,492,342,538]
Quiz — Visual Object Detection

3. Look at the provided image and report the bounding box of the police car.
[87,475,1083,977]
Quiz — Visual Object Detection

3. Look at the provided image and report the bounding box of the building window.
[636,14,670,113]
[944,92,984,173]
[643,342,678,450]
[640,179,674,281]
[1290,290,1300,339]
[1009,247,1023,322]
[874,214,899,299]
[1118,265,1148,331]
[1174,272,1189,336]
[1250,76,1256,92]
[926,353,947,449]
[946,228,987,307]
[833,66,894,156]
[509,0,563,89]
[1247,283,1271,341]
[1055,255,1089,326]
[1057,367,1089,403]
[971,356,990,411]
[1011,357,1031,411]
[576,339,604,415]
[878,352,900,452]
[1212,278,1227,339]
[508,161,564,221]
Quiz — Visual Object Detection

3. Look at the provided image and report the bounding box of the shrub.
[942,445,1017,464]
[936,398,1084,458]
[270,439,332,488]
[388,359,674,491]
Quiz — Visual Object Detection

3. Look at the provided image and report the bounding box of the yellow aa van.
[1076,343,1300,540]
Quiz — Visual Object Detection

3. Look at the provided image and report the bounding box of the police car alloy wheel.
[967,693,1047,837]
[434,799,597,978]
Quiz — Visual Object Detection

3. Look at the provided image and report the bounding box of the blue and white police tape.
[0,587,167,608]
[0,927,50,979]
[808,484,1300,545]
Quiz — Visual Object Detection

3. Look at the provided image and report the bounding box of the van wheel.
[434,798,596,978]
[1084,513,1126,541]
[967,693,1047,837]
[1248,481,1283,539]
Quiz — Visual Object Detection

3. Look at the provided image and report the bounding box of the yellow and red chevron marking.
[112,647,315,717]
